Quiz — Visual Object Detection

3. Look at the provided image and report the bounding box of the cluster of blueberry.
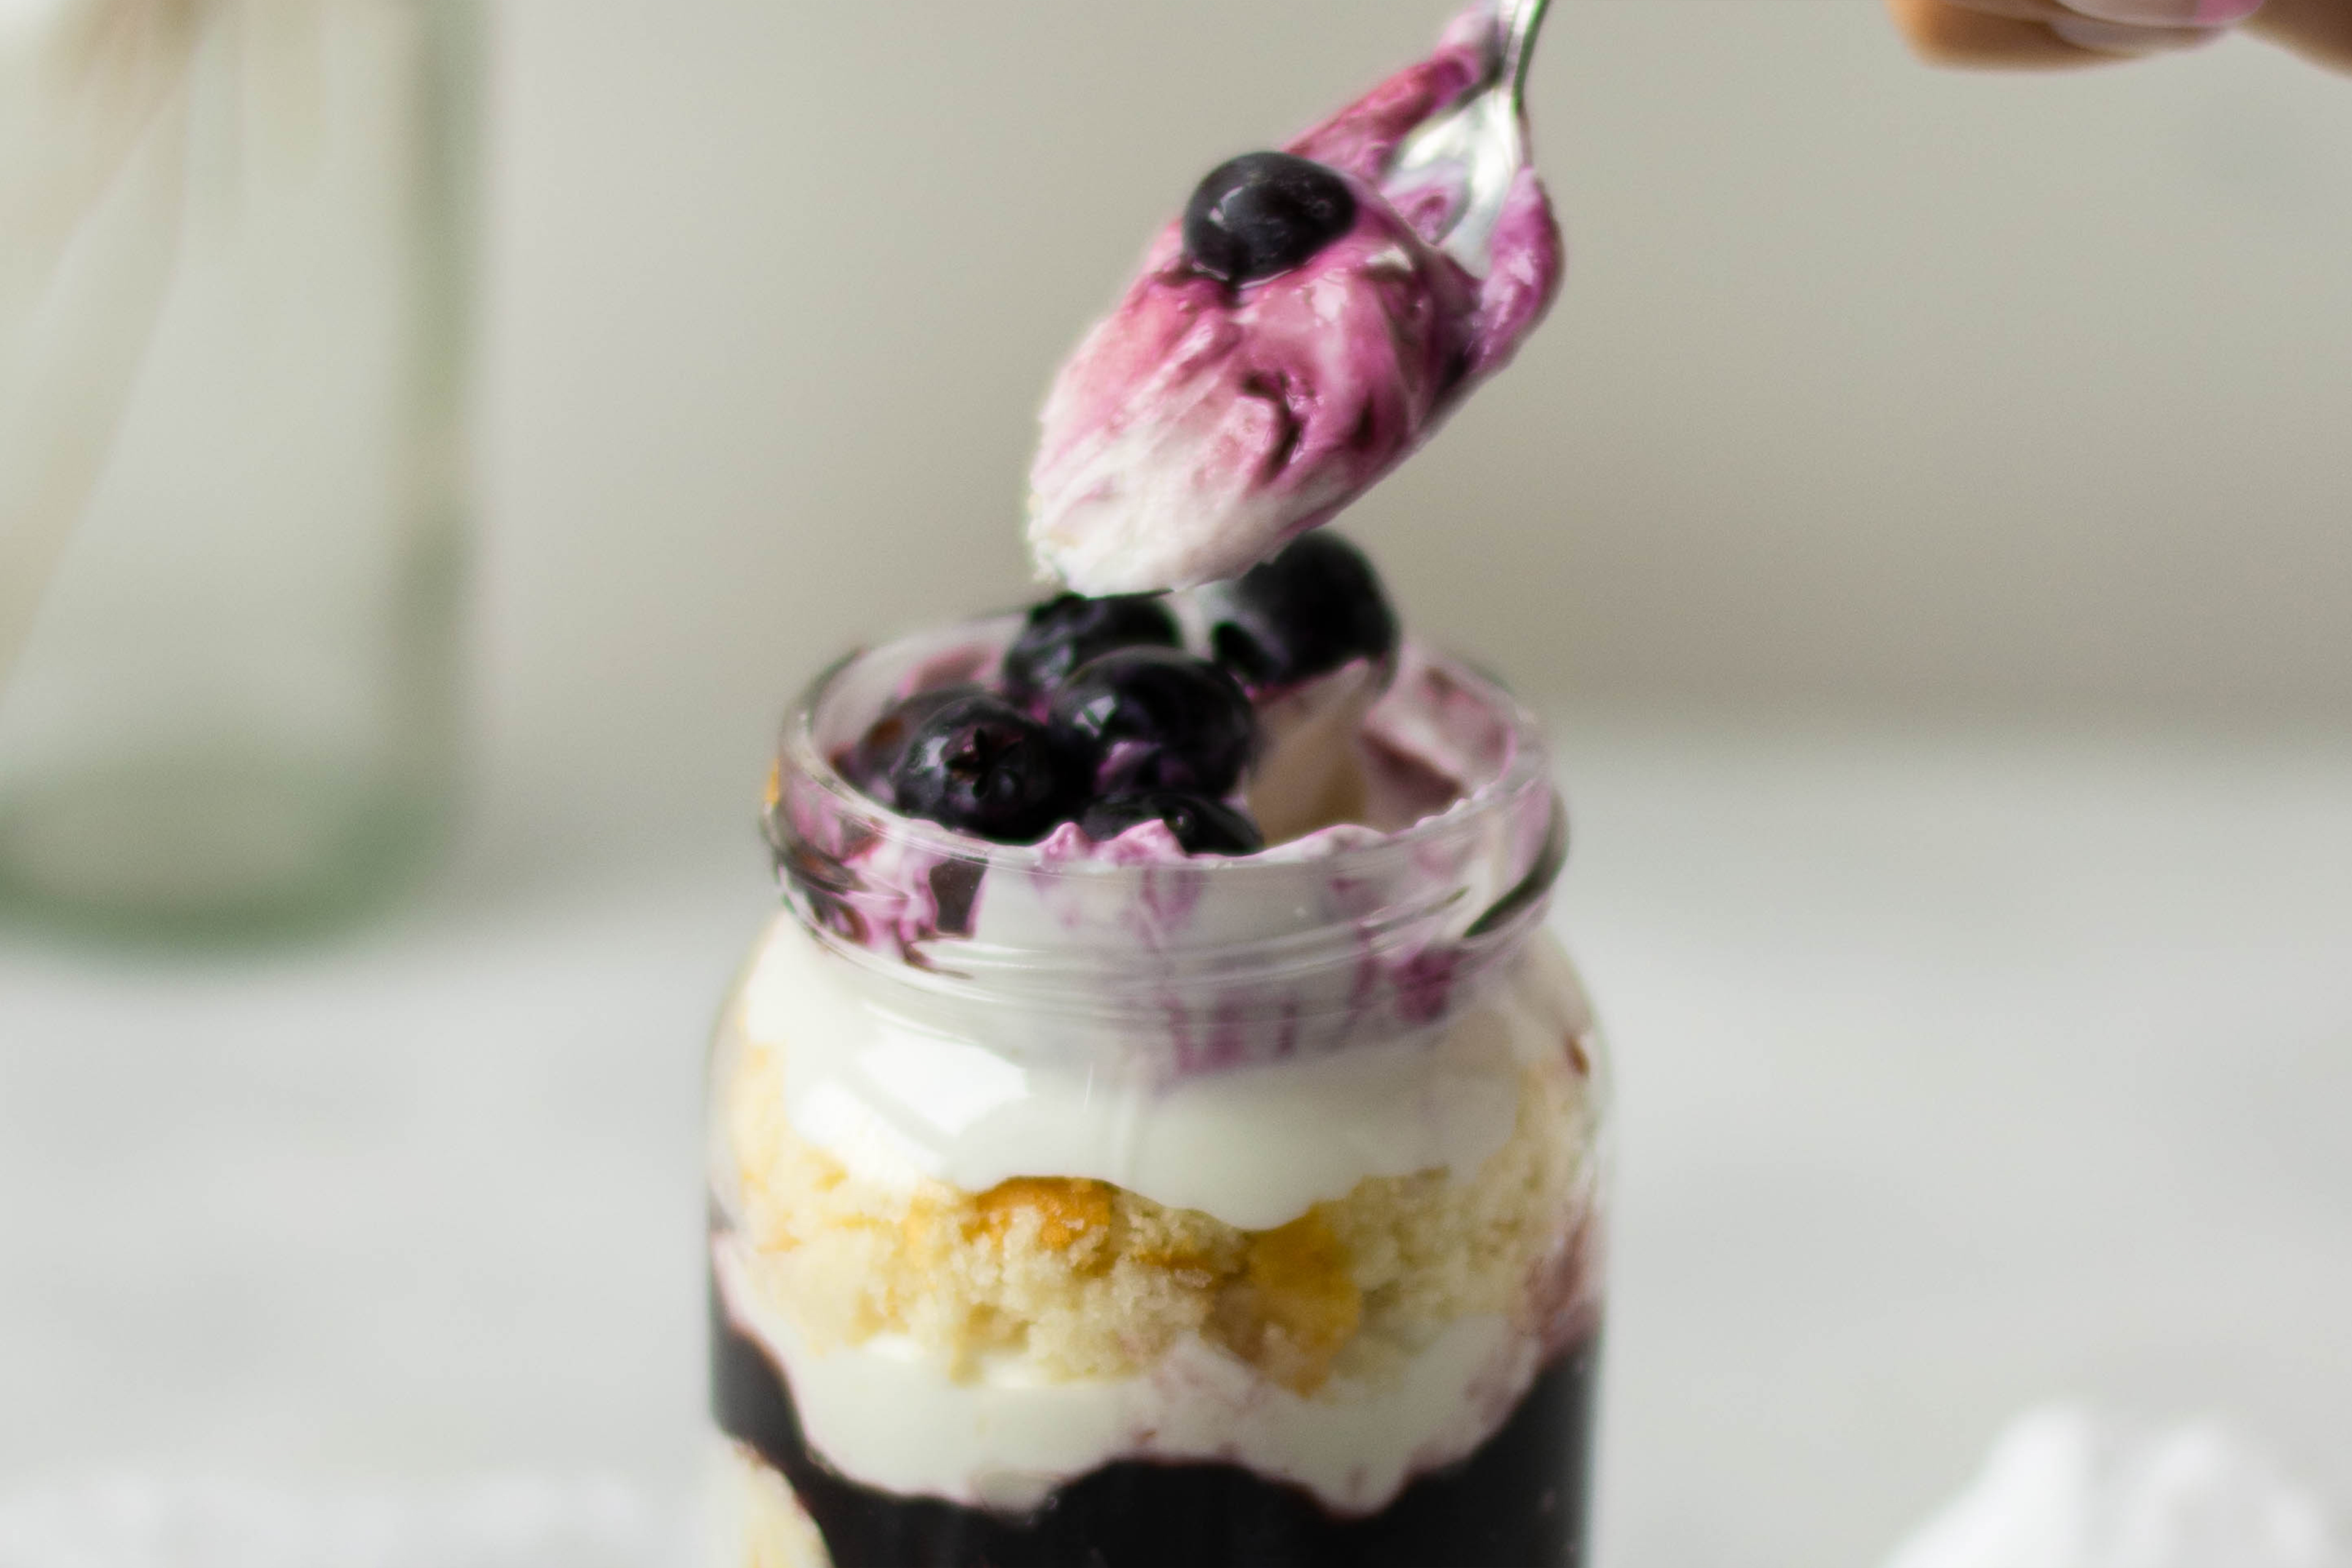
[842,535,1398,855]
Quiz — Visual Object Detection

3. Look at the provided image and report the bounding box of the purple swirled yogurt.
[1027,7,1564,595]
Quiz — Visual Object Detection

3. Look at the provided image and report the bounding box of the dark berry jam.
[712,1272,1599,1568]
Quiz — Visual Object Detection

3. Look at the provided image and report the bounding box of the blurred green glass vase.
[0,0,478,941]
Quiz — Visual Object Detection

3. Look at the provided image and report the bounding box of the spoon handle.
[1499,0,1553,107]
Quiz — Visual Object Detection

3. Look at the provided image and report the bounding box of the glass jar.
[0,0,479,940]
[704,620,1610,1568]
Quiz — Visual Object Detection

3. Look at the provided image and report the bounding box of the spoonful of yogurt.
[1026,1,1565,596]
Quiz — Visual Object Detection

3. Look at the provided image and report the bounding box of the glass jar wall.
[705,622,1609,1568]
[0,0,478,939]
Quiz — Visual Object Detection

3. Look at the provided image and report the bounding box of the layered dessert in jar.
[708,8,1600,1565]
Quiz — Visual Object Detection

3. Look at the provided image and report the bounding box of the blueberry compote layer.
[712,1277,1598,1568]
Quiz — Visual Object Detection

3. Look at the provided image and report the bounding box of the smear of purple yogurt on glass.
[1027,7,1565,596]
[768,622,1562,1074]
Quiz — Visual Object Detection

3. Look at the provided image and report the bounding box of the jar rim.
[768,615,1558,889]
[760,619,1564,1065]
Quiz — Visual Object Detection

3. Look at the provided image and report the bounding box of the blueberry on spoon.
[1001,592,1180,700]
[1079,792,1264,856]
[887,692,1077,843]
[1205,532,1399,688]
[1049,647,1255,797]
[1182,152,1357,285]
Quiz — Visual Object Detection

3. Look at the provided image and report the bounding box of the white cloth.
[1888,1407,2344,1568]
[0,1476,698,1568]
[0,1412,2341,1565]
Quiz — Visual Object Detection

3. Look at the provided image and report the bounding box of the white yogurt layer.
[734,912,1587,1233]
[714,1233,1544,1518]
[712,1442,831,1568]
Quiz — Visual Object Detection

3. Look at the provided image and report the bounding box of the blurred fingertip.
[1887,0,2113,66]
[2048,15,2227,50]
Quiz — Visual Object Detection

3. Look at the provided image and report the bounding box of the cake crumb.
[723,1026,1599,1388]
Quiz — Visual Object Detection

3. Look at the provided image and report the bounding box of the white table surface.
[4,714,2348,1567]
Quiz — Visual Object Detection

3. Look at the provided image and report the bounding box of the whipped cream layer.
[1027,9,1564,594]
[713,1445,831,1568]
[715,1235,1542,1519]
[731,911,1589,1233]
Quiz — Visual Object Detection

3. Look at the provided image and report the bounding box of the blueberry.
[841,684,986,799]
[1048,647,1256,798]
[1001,592,1181,700]
[886,692,1078,843]
[1182,152,1357,285]
[1205,532,1398,688]
[1079,792,1265,856]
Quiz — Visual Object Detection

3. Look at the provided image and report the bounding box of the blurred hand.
[1887,0,2352,69]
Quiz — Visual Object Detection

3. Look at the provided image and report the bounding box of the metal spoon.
[1386,0,1553,273]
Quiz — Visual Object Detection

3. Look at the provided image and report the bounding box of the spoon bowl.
[1387,0,1553,273]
